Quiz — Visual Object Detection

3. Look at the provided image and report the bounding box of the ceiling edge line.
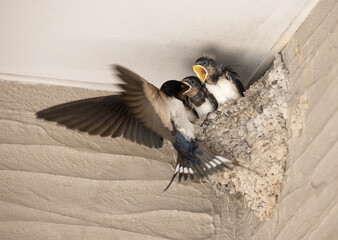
[0,72,118,92]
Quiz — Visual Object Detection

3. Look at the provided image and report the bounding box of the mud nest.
[195,54,290,220]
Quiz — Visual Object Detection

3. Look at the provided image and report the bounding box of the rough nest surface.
[195,54,290,220]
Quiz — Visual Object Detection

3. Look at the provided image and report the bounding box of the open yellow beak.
[192,65,208,83]
[182,82,192,94]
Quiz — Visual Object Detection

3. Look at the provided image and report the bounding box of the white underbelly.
[206,84,226,105]
[185,106,198,122]
[195,99,214,118]
[218,79,242,101]
[169,98,195,140]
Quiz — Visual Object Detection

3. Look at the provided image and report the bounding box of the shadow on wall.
[189,44,265,88]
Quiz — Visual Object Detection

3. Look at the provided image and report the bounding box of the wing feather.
[114,65,174,141]
[36,95,163,148]
[37,65,173,147]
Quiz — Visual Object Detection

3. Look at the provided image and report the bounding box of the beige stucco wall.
[250,0,338,238]
[1,82,240,239]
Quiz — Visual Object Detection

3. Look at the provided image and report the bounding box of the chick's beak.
[192,65,207,83]
[182,82,192,94]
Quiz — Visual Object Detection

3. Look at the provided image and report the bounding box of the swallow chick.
[36,65,235,191]
[181,94,199,123]
[181,76,218,119]
[193,56,245,105]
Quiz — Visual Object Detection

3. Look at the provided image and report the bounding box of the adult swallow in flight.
[36,66,234,191]
[193,56,245,105]
[181,76,218,118]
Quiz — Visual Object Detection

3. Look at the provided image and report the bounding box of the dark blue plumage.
[172,132,200,165]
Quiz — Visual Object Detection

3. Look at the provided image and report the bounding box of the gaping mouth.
[182,82,192,94]
[192,65,208,83]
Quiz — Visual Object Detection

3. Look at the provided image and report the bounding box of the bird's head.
[160,80,191,101]
[192,56,218,84]
[181,76,203,99]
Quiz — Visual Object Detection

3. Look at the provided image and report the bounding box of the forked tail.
[164,133,234,191]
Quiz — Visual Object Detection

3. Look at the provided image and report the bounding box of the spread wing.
[115,65,174,141]
[36,95,163,148]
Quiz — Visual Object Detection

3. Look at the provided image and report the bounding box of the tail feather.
[197,145,233,173]
[164,155,188,191]
[163,171,178,192]
[164,140,236,191]
[190,164,203,179]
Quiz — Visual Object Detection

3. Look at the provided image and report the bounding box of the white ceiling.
[0,0,318,90]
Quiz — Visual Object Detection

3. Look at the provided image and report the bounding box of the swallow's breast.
[168,98,195,140]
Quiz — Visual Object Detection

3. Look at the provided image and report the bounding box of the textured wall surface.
[250,0,338,238]
[193,0,338,237]
[0,81,259,240]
